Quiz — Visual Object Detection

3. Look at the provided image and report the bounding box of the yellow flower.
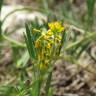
[40,63,47,70]
[47,30,53,36]
[48,21,64,32]
[43,30,53,40]
[46,43,51,49]
[56,35,62,40]
[55,38,60,43]
[35,40,40,48]
[43,35,50,39]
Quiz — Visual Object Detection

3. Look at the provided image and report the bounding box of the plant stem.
[2,34,26,47]
[65,32,96,51]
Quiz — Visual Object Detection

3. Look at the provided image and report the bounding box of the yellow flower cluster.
[35,21,64,49]
[48,21,64,32]
[43,30,53,40]
[33,21,64,70]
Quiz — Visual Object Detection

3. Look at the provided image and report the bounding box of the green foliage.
[24,21,65,96]
[0,0,3,12]
[45,71,52,96]
[0,1,96,96]
[25,23,36,60]
[86,0,96,30]
[0,0,3,37]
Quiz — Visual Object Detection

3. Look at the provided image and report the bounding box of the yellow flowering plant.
[24,21,65,96]
[48,21,64,32]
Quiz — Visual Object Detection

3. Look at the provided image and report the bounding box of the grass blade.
[45,71,52,96]
[25,23,36,59]
[86,0,96,30]
[16,51,30,68]
[0,0,3,37]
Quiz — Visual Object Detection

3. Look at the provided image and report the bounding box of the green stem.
[0,0,3,37]
[65,32,96,51]
[2,34,26,47]
[0,0,3,12]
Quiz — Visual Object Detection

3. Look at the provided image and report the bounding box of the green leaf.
[86,0,96,30]
[45,71,52,96]
[0,0,3,12]
[76,41,90,58]
[25,23,36,59]
[29,77,42,96]
[16,51,30,68]
[65,32,96,51]
[58,30,67,55]
[0,21,2,38]
[0,0,3,37]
